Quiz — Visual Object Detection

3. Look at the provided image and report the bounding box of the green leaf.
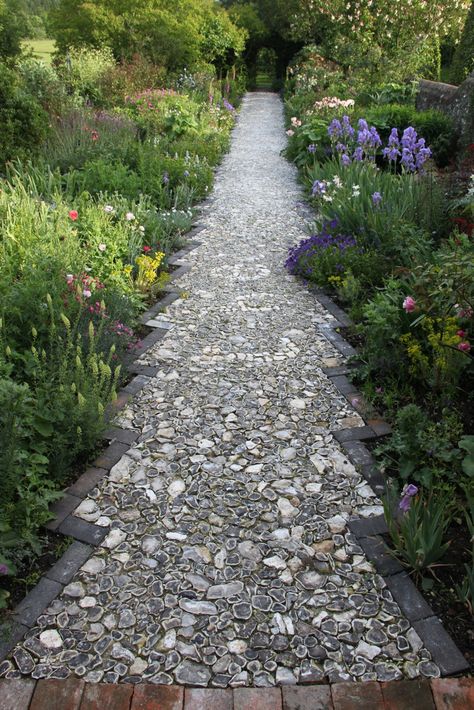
[462,454,474,478]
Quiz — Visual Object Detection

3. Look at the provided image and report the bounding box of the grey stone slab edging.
[318,290,470,676]
[0,228,206,665]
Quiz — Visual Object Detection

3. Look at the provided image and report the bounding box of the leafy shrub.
[377,404,464,488]
[56,46,116,104]
[99,55,167,107]
[16,57,68,116]
[0,62,49,164]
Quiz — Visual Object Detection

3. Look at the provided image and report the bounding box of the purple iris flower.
[353,146,364,162]
[372,191,382,206]
[328,119,343,139]
[341,153,352,167]
[342,115,355,139]
[307,143,316,153]
[162,172,170,185]
[312,180,327,196]
[399,484,418,512]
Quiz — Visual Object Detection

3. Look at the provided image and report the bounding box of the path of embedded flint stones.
[7,93,439,687]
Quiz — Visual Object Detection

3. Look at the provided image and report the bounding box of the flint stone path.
[5,93,439,687]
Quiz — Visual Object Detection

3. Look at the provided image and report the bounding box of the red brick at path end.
[234,687,283,710]
[132,684,184,710]
[431,678,474,710]
[80,682,133,710]
[30,678,85,710]
[283,685,333,709]
[331,681,384,710]
[381,679,435,709]
[184,688,233,710]
[0,679,37,710]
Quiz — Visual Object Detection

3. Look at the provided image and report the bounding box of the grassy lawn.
[22,39,56,65]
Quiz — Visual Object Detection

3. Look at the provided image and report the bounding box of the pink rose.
[457,330,466,338]
[458,341,471,352]
[83,289,92,299]
[403,296,416,313]
[69,210,78,221]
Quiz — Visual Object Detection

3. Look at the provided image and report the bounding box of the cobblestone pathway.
[6,93,440,686]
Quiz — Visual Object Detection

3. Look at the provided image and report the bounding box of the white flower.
[125,212,135,221]
[138,226,145,233]
[98,243,106,252]
[104,205,114,213]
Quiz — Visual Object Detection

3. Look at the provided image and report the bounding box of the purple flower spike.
[341,153,351,167]
[0,564,9,575]
[372,191,382,206]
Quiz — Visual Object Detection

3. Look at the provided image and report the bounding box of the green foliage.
[57,45,116,105]
[16,56,67,114]
[306,159,446,247]
[450,0,474,84]
[50,0,245,72]
[377,405,464,488]
[0,62,50,164]
[383,483,452,577]
[0,0,27,59]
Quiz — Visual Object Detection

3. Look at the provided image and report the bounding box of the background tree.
[287,0,471,81]
[0,0,28,59]
[450,0,474,84]
[49,0,245,71]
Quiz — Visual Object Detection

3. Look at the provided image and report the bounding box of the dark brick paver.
[1,678,473,710]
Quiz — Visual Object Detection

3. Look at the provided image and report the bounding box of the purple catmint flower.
[285,222,357,277]
[223,99,235,112]
[307,143,316,153]
[162,172,170,185]
[0,564,8,575]
[372,191,382,206]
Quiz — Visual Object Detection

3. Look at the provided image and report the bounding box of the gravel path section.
[5,93,439,686]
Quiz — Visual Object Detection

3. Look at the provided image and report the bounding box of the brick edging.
[315,290,470,676]
[1,677,473,709]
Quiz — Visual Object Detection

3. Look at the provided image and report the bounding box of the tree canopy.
[50,0,246,71]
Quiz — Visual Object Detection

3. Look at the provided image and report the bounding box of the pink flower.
[98,243,107,252]
[143,245,151,253]
[66,274,74,284]
[403,296,416,313]
[83,289,92,298]
[457,330,466,338]
[458,341,471,352]
[69,210,78,221]
[286,129,295,137]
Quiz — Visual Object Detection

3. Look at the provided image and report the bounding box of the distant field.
[22,39,56,64]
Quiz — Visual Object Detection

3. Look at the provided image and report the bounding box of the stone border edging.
[314,290,470,677]
[0,227,206,664]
